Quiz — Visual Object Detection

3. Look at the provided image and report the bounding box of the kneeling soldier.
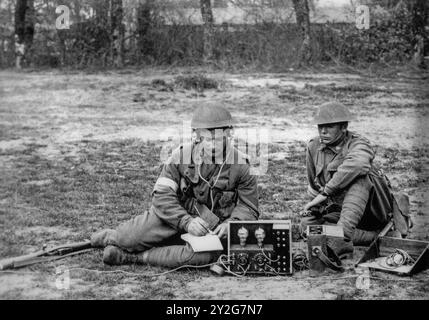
[91,105,259,268]
[302,102,411,255]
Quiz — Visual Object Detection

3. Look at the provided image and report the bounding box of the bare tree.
[410,0,428,67]
[292,0,312,65]
[111,0,124,67]
[200,0,214,62]
[14,0,35,68]
[137,0,155,62]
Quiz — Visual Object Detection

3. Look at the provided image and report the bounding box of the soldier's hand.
[187,217,210,236]
[304,194,327,211]
[213,222,228,239]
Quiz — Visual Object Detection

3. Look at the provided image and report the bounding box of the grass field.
[0,68,428,299]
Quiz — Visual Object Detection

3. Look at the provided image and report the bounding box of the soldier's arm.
[227,165,259,221]
[323,139,374,196]
[306,143,319,194]
[152,161,193,233]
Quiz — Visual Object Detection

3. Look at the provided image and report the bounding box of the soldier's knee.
[181,244,220,266]
[337,221,354,241]
[342,179,371,214]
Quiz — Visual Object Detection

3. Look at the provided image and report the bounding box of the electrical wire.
[259,247,280,263]
[70,261,220,278]
[264,263,281,276]
[217,254,248,278]
[197,144,232,212]
[292,249,309,271]
[237,263,250,276]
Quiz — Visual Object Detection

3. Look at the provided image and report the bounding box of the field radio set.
[227,220,292,276]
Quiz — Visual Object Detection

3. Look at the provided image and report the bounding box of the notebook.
[181,233,223,252]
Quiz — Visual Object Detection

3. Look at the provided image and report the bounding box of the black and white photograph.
[0,0,428,303]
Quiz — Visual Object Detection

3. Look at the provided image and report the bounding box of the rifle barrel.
[0,240,92,270]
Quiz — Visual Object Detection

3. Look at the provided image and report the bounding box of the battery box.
[227,220,292,276]
[306,225,345,274]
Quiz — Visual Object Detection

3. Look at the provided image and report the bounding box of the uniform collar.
[318,131,349,154]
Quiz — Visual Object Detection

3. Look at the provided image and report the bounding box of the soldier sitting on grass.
[301,102,412,257]
[91,105,259,267]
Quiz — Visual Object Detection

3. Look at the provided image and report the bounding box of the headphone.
[192,127,234,144]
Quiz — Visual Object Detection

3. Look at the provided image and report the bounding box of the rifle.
[379,220,395,237]
[0,240,93,270]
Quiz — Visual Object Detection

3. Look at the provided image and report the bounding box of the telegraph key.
[227,220,292,275]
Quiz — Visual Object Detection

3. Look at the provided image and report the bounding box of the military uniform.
[302,130,408,245]
[92,142,259,267]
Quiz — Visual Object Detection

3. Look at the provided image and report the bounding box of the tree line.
[2,0,428,69]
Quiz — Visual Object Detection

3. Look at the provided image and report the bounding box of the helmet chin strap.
[196,139,233,212]
[195,137,232,164]
[192,128,234,164]
[321,130,347,147]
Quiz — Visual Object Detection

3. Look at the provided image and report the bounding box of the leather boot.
[91,229,118,248]
[102,245,146,265]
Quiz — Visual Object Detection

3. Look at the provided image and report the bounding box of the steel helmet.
[191,104,234,129]
[313,102,355,125]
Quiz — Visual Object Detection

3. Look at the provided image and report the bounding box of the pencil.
[194,205,215,235]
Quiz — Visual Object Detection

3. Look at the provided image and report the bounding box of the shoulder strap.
[312,246,345,272]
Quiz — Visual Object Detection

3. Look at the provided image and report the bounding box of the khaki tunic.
[304,131,397,244]
[306,131,374,197]
[114,142,259,252]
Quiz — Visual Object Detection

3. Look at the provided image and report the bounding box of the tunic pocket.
[326,157,344,173]
[218,191,237,208]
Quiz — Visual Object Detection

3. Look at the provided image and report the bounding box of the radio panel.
[227,220,292,275]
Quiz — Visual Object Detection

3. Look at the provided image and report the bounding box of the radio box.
[227,220,292,276]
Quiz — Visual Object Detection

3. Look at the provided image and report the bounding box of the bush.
[326,4,417,65]
[175,74,219,90]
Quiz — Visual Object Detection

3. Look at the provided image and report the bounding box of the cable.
[69,261,220,278]
[259,247,280,263]
[293,250,309,271]
[264,264,281,276]
[237,263,250,276]
[197,144,232,212]
[217,255,247,278]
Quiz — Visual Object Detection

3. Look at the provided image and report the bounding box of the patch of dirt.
[0,273,62,299]
[186,276,338,300]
